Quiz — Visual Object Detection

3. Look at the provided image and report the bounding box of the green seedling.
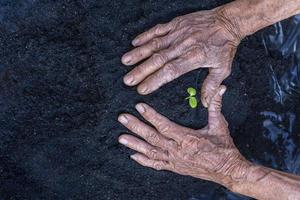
[188,96,198,108]
[185,87,198,108]
[187,87,196,96]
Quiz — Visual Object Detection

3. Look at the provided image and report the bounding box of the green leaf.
[187,87,196,96]
[189,97,198,108]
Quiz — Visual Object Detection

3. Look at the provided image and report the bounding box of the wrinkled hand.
[122,8,241,107]
[118,86,251,188]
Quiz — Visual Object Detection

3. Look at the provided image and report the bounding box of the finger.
[132,23,173,47]
[118,134,169,160]
[201,67,231,108]
[118,114,170,148]
[122,35,172,65]
[208,85,228,131]
[123,36,198,86]
[137,51,198,95]
[130,153,171,171]
[208,85,226,114]
[135,103,185,142]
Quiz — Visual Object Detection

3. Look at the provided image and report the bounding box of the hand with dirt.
[121,9,241,107]
[118,86,251,188]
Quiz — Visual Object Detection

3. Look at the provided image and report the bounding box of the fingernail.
[132,39,139,46]
[201,97,208,108]
[118,115,128,124]
[130,154,137,160]
[138,85,148,94]
[123,55,131,64]
[119,137,128,145]
[124,75,134,85]
[219,87,226,96]
[135,104,145,113]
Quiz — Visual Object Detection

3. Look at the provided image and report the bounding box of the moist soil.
[0,0,299,200]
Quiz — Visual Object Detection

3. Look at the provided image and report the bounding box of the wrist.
[215,0,300,39]
[214,3,247,41]
[218,158,254,190]
[230,164,269,195]
[215,0,268,38]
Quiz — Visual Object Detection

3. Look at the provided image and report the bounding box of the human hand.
[121,8,242,107]
[118,86,251,188]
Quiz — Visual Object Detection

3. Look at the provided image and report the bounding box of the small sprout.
[187,87,196,96]
[185,87,198,109]
[189,97,197,108]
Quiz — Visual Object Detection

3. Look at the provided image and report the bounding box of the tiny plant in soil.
[185,87,198,108]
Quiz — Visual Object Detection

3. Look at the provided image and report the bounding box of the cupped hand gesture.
[118,86,251,187]
[122,8,242,107]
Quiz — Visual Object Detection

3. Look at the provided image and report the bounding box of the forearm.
[217,0,300,38]
[230,165,300,200]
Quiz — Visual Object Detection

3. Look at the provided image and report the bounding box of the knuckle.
[158,123,171,134]
[146,131,159,144]
[211,100,222,111]
[150,117,160,126]
[155,24,163,34]
[166,139,177,150]
[133,65,144,76]
[190,44,203,55]
[163,63,179,80]
[186,48,202,63]
[130,124,140,132]
[157,122,171,133]
[151,38,161,49]
[152,53,167,66]
[153,162,164,170]
[182,153,194,161]
[148,149,159,159]
[134,48,144,58]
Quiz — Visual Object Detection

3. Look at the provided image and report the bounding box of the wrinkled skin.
[118,86,251,186]
[121,9,241,107]
[120,1,300,199]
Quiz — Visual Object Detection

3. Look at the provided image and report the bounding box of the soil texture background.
[0,0,299,200]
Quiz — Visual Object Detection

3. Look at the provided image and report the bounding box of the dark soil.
[0,0,299,200]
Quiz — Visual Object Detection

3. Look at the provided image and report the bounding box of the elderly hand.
[118,86,251,188]
[121,8,242,107]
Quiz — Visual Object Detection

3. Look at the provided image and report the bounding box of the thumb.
[208,85,226,127]
[201,67,231,108]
